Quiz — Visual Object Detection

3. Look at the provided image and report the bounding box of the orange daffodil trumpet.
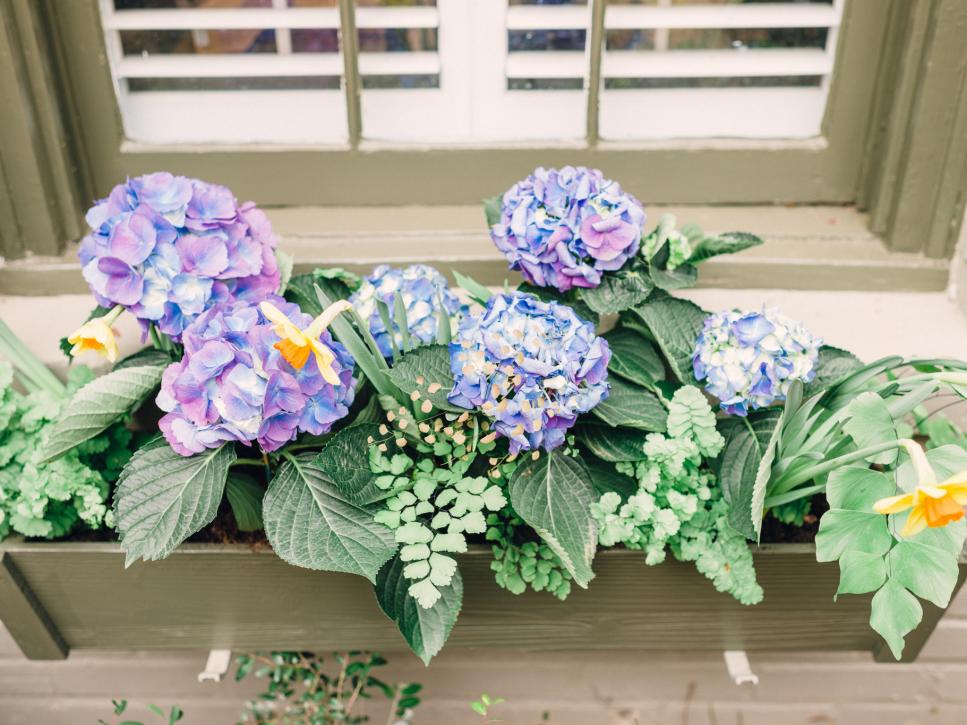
[66,305,124,363]
[259,299,353,385]
[874,439,967,537]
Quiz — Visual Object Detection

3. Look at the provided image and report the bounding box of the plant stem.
[772,439,901,492]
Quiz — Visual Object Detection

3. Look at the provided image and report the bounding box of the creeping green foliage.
[589,386,763,605]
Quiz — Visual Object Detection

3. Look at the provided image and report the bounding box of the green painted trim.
[47,0,887,207]
[0,0,87,258]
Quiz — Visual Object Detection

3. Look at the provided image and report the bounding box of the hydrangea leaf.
[225,472,265,532]
[579,270,654,315]
[38,363,166,464]
[591,377,667,432]
[870,579,923,660]
[112,348,177,372]
[888,538,962,608]
[375,554,463,665]
[836,550,887,598]
[584,456,638,500]
[631,294,708,384]
[815,510,893,562]
[803,345,864,396]
[263,452,397,582]
[574,421,648,462]
[716,409,782,540]
[115,438,235,566]
[385,345,463,413]
[316,423,391,505]
[825,466,895,512]
[508,450,598,587]
[483,195,502,228]
[604,327,665,388]
[648,239,698,291]
[843,391,898,466]
[687,231,763,265]
[286,271,354,317]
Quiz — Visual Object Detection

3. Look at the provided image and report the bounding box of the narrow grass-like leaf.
[393,292,413,351]
[452,270,493,306]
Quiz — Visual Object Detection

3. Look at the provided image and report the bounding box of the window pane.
[509,0,587,5]
[362,74,439,89]
[290,29,341,53]
[605,75,822,89]
[358,28,438,52]
[114,0,271,8]
[355,0,436,6]
[508,29,586,52]
[607,28,828,51]
[128,76,341,91]
[508,78,584,90]
[120,29,278,55]
[605,0,832,5]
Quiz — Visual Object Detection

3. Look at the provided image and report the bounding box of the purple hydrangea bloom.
[156,296,355,456]
[490,166,646,292]
[692,308,822,416]
[448,292,610,453]
[349,264,464,358]
[79,172,281,341]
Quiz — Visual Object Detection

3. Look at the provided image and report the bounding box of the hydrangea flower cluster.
[79,172,281,341]
[692,308,822,416]
[157,297,355,456]
[490,166,646,292]
[448,292,610,453]
[349,264,463,358]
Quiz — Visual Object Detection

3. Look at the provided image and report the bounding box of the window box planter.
[1,539,963,663]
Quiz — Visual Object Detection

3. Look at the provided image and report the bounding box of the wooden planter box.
[1,540,962,663]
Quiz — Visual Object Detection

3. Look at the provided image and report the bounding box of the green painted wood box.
[0,540,962,663]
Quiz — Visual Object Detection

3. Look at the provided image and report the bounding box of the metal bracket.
[723,650,758,685]
[198,649,232,683]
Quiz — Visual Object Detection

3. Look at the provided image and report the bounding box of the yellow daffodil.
[873,439,967,537]
[66,306,123,363]
[259,299,352,385]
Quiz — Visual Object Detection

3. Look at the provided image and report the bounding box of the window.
[98,0,842,145]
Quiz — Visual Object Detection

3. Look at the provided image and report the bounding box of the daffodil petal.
[874,492,915,515]
[920,485,948,499]
[939,470,967,488]
[900,507,928,537]
[306,299,353,339]
[941,482,967,505]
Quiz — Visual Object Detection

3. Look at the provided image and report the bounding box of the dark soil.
[758,494,827,544]
[187,501,270,549]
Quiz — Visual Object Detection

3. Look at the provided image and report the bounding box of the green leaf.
[631,294,707,383]
[897,444,967,491]
[648,239,698,290]
[836,550,887,598]
[115,440,236,565]
[843,391,898,466]
[815,510,893,562]
[225,472,264,532]
[275,249,294,294]
[579,270,653,315]
[384,345,462,413]
[508,450,598,587]
[574,420,648,462]
[604,327,665,388]
[717,410,782,540]
[825,466,895,512]
[687,231,763,264]
[112,348,176,371]
[803,345,865,396]
[38,363,166,463]
[316,423,391,505]
[870,579,923,660]
[483,194,502,228]
[749,412,783,540]
[584,456,638,500]
[889,538,961,608]
[375,554,463,665]
[452,270,493,307]
[591,377,667,432]
[263,452,397,582]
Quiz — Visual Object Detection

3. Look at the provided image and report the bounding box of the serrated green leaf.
[837,550,887,597]
[38,363,166,463]
[803,345,865,396]
[750,412,783,540]
[115,440,235,565]
[631,294,708,383]
[889,539,961,608]
[584,456,638,500]
[384,345,462,413]
[825,466,895,512]
[483,195,502,228]
[815,510,893,562]
[591,377,667,432]
[508,450,597,587]
[717,410,782,540]
[263,452,397,582]
[225,472,265,532]
[375,554,463,665]
[574,420,648,462]
[113,348,176,371]
[687,231,763,264]
[844,391,898,465]
[870,579,923,660]
[579,270,653,314]
[604,327,665,388]
[316,423,392,505]
[286,273,351,317]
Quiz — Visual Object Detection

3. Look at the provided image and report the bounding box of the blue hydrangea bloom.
[349,264,464,357]
[448,292,610,453]
[79,172,281,342]
[490,166,646,292]
[156,296,355,456]
[692,308,822,416]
